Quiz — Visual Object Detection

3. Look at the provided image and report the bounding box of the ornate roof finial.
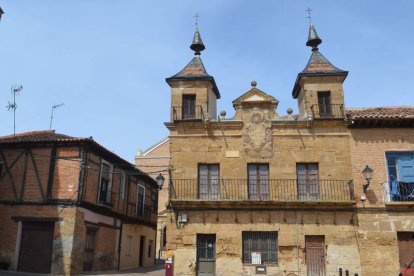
[305,8,322,51]
[190,13,205,55]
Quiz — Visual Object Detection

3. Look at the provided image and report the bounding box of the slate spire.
[190,27,205,55]
[306,23,322,51]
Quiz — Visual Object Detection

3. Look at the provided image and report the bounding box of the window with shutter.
[182,94,196,119]
[248,164,269,200]
[198,164,220,199]
[317,91,332,117]
[297,164,319,200]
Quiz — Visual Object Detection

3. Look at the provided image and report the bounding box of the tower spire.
[190,13,205,55]
[305,8,322,51]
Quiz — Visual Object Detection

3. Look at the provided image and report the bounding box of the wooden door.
[18,221,55,273]
[297,164,319,200]
[83,229,96,271]
[398,232,414,268]
[305,236,325,276]
[197,234,216,276]
[182,95,196,119]
[248,164,269,200]
[139,236,145,267]
[317,92,332,117]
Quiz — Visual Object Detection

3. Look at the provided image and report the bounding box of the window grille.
[242,231,278,265]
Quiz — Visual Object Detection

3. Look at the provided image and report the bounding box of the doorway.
[305,235,325,276]
[197,234,216,276]
[139,236,145,267]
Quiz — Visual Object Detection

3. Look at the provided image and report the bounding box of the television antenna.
[49,103,64,130]
[6,85,23,135]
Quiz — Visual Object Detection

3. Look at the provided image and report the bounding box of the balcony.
[127,203,158,224]
[311,104,344,119]
[172,105,204,121]
[170,179,354,206]
[383,181,414,203]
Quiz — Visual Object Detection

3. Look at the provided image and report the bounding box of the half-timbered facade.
[0,130,158,274]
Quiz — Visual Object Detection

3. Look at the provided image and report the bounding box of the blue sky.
[1,1,413,162]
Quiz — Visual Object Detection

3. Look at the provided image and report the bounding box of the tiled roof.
[301,50,346,75]
[0,130,157,185]
[0,130,84,143]
[345,107,414,120]
[168,55,212,79]
[166,55,221,98]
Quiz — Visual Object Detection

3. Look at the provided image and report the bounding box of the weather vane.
[194,13,200,27]
[306,7,313,24]
[6,85,23,135]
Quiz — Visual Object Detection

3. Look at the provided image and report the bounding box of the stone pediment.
[232,87,279,108]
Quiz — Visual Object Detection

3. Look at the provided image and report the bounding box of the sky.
[0,1,413,163]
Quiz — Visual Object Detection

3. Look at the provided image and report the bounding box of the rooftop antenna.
[306,7,313,24]
[49,103,64,130]
[6,85,23,135]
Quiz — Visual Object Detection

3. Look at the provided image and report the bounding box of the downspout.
[296,210,300,275]
[117,221,123,270]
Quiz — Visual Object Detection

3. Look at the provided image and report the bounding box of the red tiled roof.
[0,130,86,143]
[345,107,414,120]
[301,51,346,74]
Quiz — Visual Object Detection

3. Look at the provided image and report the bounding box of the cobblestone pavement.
[0,263,165,276]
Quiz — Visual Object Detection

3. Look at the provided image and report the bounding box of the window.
[317,91,332,117]
[148,240,153,258]
[297,163,319,200]
[137,184,145,216]
[198,164,220,199]
[242,231,277,265]
[182,94,196,119]
[386,152,414,201]
[98,160,113,205]
[120,172,126,200]
[248,164,269,200]
[126,235,132,256]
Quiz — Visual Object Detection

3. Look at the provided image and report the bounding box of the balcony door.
[199,164,219,199]
[248,164,269,200]
[297,164,319,200]
[317,92,332,118]
[182,94,196,119]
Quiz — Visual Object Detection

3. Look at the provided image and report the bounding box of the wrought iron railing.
[172,105,204,121]
[170,179,354,201]
[311,104,344,119]
[383,181,414,202]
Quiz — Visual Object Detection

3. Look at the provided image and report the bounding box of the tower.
[292,23,348,118]
[166,27,220,121]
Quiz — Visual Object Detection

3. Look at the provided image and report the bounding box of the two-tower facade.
[164,23,414,276]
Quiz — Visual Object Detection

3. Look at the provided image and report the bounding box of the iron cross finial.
[306,7,313,24]
[194,13,200,27]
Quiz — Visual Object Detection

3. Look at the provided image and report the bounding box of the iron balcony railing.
[127,203,158,222]
[383,181,414,202]
[311,104,344,119]
[172,105,204,121]
[170,179,354,201]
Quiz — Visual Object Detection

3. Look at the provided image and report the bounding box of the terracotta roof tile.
[302,51,346,74]
[345,107,414,120]
[168,55,212,79]
[0,130,85,143]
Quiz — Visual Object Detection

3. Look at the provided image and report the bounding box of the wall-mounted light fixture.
[156,173,165,190]
[362,165,374,193]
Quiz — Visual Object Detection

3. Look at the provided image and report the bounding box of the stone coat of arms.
[242,110,273,158]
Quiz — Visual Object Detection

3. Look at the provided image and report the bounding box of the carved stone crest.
[242,109,273,158]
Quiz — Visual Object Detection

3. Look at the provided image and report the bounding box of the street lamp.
[156,173,165,190]
[362,165,374,193]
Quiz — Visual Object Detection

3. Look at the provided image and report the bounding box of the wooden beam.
[19,150,29,201]
[29,149,46,201]
[46,147,57,200]
[0,150,24,200]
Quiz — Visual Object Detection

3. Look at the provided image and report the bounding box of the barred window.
[242,231,278,265]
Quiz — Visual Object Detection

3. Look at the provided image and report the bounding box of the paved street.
[0,263,165,276]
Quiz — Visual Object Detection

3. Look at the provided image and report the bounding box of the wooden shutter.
[397,155,414,183]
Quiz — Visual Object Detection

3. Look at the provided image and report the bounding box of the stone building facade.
[164,24,414,276]
[0,130,158,275]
